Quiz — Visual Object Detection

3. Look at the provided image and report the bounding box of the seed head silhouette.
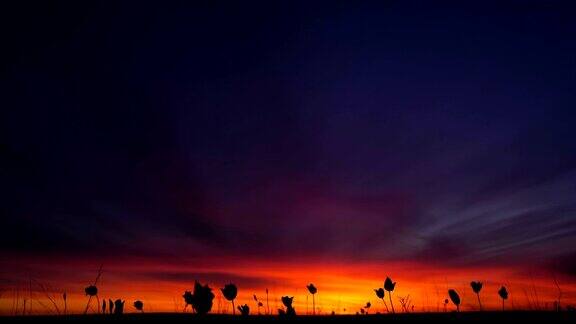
[83,285,100,315]
[85,285,97,296]
[498,286,509,311]
[134,300,144,312]
[448,289,460,312]
[253,294,263,314]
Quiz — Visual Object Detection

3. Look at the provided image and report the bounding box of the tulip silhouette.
[364,302,371,314]
[470,281,483,311]
[134,300,144,313]
[237,304,250,316]
[448,289,460,312]
[183,291,193,312]
[281,296,296,316]
[307,284,317,315]
[498,286,508,311]
[221,284,238,315]
[114,299,125,315]
[374,288,389,313]
[102,300,106,314]
[384,277,396,313]
[282,296,293,308]
[108,299,114,314]
[183,281,215,314]
[443,299,448,312]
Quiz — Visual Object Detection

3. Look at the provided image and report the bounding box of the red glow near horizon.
[1,256,574,315]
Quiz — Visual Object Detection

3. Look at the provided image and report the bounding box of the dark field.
[2,312,575,323]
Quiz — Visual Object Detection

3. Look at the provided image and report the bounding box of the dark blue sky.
[1,1,576,276]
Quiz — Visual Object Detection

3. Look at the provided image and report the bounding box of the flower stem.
[312,294,315,315]
[84,296,92,315]
[389,292,395,314]
[476,293,482,311]
[381,297,389,313]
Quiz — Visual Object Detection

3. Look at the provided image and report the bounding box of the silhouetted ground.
[1,312,575,323]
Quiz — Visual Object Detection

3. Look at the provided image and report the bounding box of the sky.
[1,0,576,315]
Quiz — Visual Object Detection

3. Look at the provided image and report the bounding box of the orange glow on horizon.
[1,255,575,315]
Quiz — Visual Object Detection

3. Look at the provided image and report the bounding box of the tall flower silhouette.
[470,281,483,311]
[83,265,103,314]
[498,286,508,311]
[221,283,238,315]
[374,288,389,313]
[63,293,67,315]
[84,285,98,314]
[306,284,317,315]
[384,277,396,313]
[448,289,461,312]
[134,300,144,313]
[266,289,270,315]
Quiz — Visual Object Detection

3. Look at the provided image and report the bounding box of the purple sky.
[1,1,576,279]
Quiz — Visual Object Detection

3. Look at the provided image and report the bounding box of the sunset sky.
[2,0,576,315]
